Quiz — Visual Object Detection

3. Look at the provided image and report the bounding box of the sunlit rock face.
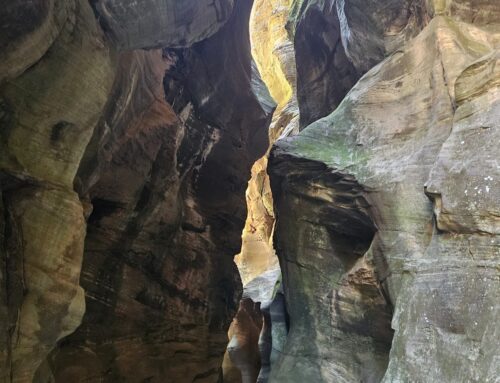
[235,0,299,289]
[425,0,500,24]
[1,0,272,382]
[269,2,500,382]
[226,2,297,381]
[1,0,499,381]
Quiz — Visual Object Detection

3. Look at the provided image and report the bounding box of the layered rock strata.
[235,0,300,287]
[90,0,235,50]
[269,2,500,381]
[1,0,499,382]
[0,2,114,380]
[1,0,273,382]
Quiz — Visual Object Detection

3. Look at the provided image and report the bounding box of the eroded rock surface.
[1,0,499,382]
[236,0,300,288]
[226,2,297,381]
[90,0,235,50]
[269,7,500,383]
[289,0,428,127]
[49,0,273,381]
[0,1,114,380]
[1,0,272,382]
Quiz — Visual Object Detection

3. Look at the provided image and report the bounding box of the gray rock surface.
[290,0,427,127]
[269,8,500,383]
[91,0,235,49]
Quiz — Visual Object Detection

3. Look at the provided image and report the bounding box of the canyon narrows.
[0,1,499,383]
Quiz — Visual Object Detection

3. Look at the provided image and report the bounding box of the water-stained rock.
[0,1,114,380]
[45,0,274,381]
[1,0,273,382]
[1,0,499,382]
[269,14,500,383]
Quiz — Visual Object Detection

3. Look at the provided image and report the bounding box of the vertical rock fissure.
[222,1,300,381]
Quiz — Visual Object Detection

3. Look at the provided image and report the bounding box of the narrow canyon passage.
[1,1,499,383]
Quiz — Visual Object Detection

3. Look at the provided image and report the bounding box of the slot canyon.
[0,0,499,382]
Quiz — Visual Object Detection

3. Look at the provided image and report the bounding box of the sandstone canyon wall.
[0,0,499,382]
[269,0,500,382]
[1,0,273,382]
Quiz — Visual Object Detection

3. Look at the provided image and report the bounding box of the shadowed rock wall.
[0,0,272,382]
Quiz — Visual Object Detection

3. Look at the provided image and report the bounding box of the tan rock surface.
[1,0,273,382]
[236,0,299,287]
[229,4,298,380]
[1,0,498,382]
[47,0,274,381]
[0,1,114,380]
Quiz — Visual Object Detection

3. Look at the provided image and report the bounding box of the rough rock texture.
[49,1,273,381]
[0,1,114,380]
[1,0,273,382]
[236,0,299,286]
[90,0,235,49]
[0,1,71,83]
[2,0,499,382]
[290,0,428,127]
[254,273,288,383]
[223,268,284,383]
[269,4,500,382]
[226,298,263,383]
[1,185,88,383]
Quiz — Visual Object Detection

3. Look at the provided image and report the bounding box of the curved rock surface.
[269,7,500,383]
[236,0,299,288]
[290,0,428,127]
[49,0,273,381]
[91,0,235,50]
[227,2,297,381]
[1,0,272,382]
[1,1,114,380]
[1,0,499,382]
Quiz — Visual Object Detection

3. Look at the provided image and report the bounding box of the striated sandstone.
[237,0,300,287]
[90,0,235,50]
[228,2,298,380]
[47,0,274,381]
[0,1,114,380]
[269,9,500,382]
[1,0,499,382]
[1,0,273,382]
[289,0,428,127]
